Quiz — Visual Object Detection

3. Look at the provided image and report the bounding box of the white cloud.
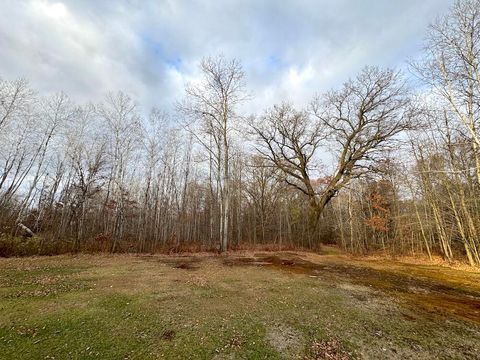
[0,0,455,116]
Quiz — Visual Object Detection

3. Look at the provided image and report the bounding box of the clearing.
[0,251,479,359]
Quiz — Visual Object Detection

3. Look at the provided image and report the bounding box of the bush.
[0,235,70,257]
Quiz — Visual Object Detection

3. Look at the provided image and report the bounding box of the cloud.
[0,0,455,115]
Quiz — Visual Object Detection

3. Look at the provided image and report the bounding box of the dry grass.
[0,252,479,359]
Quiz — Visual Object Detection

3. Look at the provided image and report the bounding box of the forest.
[2,1,480,359]
[1,0,480,268]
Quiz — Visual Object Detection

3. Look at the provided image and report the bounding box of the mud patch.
[223,257,271,267]
[174,262,199,270]
[224,254,328,275]
[160,329,176,341]
[160,256,202,270]
[137,255,202,270]
[404,292,480,324]
[223,253,480,326]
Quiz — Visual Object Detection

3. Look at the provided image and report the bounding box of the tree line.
[1,0,479,265]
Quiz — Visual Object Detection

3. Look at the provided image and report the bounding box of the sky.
[0,0,455,115]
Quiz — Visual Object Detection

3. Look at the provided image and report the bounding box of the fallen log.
[17,223,34,237]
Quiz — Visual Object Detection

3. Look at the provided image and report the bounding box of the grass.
[0,252,479,359]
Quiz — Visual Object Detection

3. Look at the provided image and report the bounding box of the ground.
[0,250,479,359]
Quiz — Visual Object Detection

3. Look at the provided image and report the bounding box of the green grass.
[0,253,479,359]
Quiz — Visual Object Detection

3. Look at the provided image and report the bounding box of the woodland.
[1,0,480,267]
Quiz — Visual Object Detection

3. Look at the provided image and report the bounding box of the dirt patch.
[223,254,323,273]
[266,324,303,357]
[223,256,271,267]
[305,338,351,360]
[174,262,199,270]
[404,291,480,324]
[140,255,203,270]
[160,329,176,341]
[225,253,480,326]
[337,283,382,305]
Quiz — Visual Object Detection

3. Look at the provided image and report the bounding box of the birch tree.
[98,92,142,252]
[415,0,480,184]
[179,56,247,252]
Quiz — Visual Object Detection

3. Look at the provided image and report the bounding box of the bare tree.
[414,0,480,184]
[0,78,34,133]
[252,103,325,226]
[179,55,247,252]
[137,108,168,252]
[244,155,284,243]
[3,7,480,266]
[254,67,414,227]
[65,105,107,251]
[98,92,142,252]
[15,92,73,224]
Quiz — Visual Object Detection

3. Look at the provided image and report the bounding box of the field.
[0,251,479,359]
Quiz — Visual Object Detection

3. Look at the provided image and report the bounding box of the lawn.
[0,251,479,359]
